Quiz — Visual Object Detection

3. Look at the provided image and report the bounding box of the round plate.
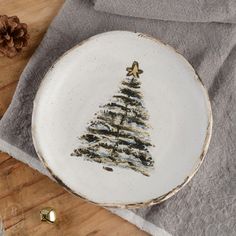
[32,31,212,208]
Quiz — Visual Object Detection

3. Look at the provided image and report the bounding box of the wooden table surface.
[0,1,148,235]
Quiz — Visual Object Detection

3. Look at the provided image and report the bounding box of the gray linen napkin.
[0,0,235,235]
[94,0,236,23]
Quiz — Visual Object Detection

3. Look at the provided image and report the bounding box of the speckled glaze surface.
[32,31,212,208]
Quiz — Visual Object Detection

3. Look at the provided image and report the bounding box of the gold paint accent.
[40,207,56,223]
[126,61,143,78]
[32,31,213,209]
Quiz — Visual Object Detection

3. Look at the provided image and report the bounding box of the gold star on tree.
[126,61,143,78]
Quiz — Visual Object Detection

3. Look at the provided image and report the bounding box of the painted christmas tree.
[71,61,154,176]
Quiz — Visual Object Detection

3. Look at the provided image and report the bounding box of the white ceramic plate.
[32,31,212,208]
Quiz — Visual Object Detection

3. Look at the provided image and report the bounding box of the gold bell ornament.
[40,207,56,224]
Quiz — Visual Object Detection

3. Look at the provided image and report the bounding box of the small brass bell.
[40,207,56,224]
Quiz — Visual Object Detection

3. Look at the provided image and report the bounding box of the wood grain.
[0,1,148,235]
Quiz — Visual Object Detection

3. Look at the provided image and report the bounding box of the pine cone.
[0,15,29,58]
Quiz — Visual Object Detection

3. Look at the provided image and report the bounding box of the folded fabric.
[94,0,236,23]
[0,0,235,235]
